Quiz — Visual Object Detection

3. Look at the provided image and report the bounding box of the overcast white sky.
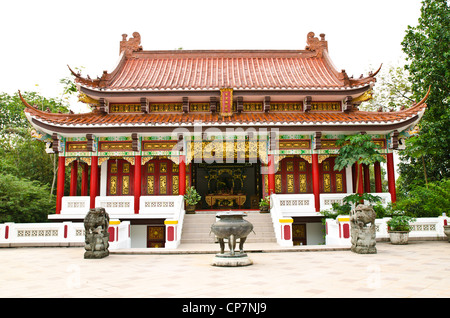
[0,0,423,112]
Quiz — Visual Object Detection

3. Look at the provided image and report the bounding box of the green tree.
[399,0,450,192]
[334,134,385,206]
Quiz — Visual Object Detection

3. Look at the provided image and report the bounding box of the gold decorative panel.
[311,102,341,111]
[160,162,167,173]
[150,103,182,112]
[287,175,294,193]
[190,103,209,112]
[147,162,155,173]
[110,176,117,195]
[110,104,141,113]
[279,140,310,150]
[323,174,331,192]
[336,174,343,192]
[160,176,167,194]
[122,176,130,195]
[299,174,307,193]
[143,141,178,151]
[323,161,330,172]
[66,142,87,152]
[275,175,282,193]
[147,176,154,194]
[286,161,293,172]
[111,163,118,173]
[99,142,133,152]
[123,163,130,173]
[270,102,302,111]
[299,161,306,171]
[173,176,179,195]
[148,226,164,240]
[243,102,262,111]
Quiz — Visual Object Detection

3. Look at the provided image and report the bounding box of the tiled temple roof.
[70,32,378,92]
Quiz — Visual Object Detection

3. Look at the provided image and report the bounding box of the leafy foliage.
[395,179,450,217]
[387,216,416,232]
[0,173,54,223]
[399,0,450,191]
[183,186,201,206]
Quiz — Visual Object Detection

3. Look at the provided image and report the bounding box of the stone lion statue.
[350,204,377,254]
[84,207,110,259]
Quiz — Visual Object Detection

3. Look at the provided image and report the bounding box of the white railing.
[139,195,184,219]
[272,193,317,217]
[321,192,392,211]
[0,220,131,250]
[95,196,134,215]
[0,222,85,247]
[60,196,90,215]
[325,215,450,246]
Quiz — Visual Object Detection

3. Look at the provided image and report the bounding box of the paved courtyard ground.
[0,241,449,300]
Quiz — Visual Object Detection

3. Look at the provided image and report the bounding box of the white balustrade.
[95,196,134,215]
[273,193,317,217]
[60,196,90,215]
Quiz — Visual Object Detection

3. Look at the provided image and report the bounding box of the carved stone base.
[211,252,253,267]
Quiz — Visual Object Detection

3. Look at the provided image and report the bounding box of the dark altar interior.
[194,163,260,209]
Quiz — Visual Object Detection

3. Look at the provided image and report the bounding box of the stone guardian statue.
[350,204,377,254]
[84,207,110,259]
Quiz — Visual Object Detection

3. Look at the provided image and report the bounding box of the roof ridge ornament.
[120,32,143,57]
[305,32,328,57]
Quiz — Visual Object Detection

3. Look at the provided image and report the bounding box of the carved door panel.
[292,223,306,246]
[107,159,134,196]
[275,157,312,194]
[142,159,190,195]
[319,157,346,193]
[147,225,165,248]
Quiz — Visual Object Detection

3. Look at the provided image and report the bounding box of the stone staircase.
[180,211,276,244]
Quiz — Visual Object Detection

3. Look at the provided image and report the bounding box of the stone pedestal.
[211,252,253,267]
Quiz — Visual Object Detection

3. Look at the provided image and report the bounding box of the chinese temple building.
[21,31,427,248]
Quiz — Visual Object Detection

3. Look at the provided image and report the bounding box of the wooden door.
[147,225,165,248]
[142,159,187,195]
[292,223,307,246]
[275,157,312,194]
[107,159,134,196]
[319,157,346,193]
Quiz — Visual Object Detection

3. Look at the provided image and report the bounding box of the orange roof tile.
[70,32,377,92]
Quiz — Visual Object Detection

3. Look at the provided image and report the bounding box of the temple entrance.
[193,162,261,210]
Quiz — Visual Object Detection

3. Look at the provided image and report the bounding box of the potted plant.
[259,196,270,213]
[184,186,201,214]
[387,215,416,245]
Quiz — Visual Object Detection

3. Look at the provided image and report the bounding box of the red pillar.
[387,153,397,203]
[81,162,88,196]
[134,155,141,214]
[356,162,364,195]
[90,156,99,209]
[56,156,65,214]
[374,161,382,192]
[179,155,186,196]
[70,160,78,196]
[363,164,371,193]
[312,154,320,212]
[268,154,275,195]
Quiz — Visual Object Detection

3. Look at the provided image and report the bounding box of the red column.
[312,154,320,212]
[81,163,88,196]
[56,156,65,214]
[90,156,99,209]
[363,164,371,193]
[134,155,141,214]
[69,160,78,196]
[179,155,186,196]
[356,162,364,195]
[387,153,397,203]
[268,154,275,195]
[374,161,382,192]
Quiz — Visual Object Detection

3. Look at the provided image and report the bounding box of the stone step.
[180,211,276,244]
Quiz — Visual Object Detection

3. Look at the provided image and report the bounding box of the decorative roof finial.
[120,32,143,57]
[305,32,328,57]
